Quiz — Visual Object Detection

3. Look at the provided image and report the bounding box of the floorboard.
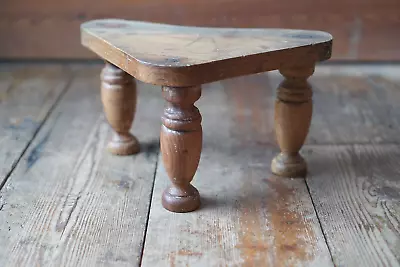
[305,144,400,266]
[0,64,71,187]
[0,66,163,266]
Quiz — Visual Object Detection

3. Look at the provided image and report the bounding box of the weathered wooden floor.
[0,63,399,267]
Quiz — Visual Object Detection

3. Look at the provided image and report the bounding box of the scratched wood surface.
[0,65,71,187]
[0,64,400,266]
[0,65,163,266]
[81,19,332,86]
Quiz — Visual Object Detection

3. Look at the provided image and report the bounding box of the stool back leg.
[101,62,140,155]
[271,64,315,177]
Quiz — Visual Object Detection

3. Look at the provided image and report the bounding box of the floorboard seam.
[138,147,160,267]
[0,70,74,190]
[303,178,336,265]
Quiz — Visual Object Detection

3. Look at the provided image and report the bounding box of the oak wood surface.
[305,144,400,266]
[81,19,332,86]
[141,78,333,266]
[0,66,163,266]
[1,0,399,60]
[0,65,71,187]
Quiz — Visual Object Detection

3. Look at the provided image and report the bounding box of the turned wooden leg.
[161,85,202,212]
[100,62,140,155]
[271,65,315,177]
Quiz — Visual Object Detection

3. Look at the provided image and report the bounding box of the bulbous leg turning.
[101,62,140,155]
[271,65,315,177]
[160,85,202,212]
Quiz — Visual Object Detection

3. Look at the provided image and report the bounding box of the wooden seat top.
[81,19,332,86]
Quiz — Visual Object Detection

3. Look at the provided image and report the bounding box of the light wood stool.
[81,19,333,213]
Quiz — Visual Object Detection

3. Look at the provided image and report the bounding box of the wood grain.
[141,76,333,266]
[0,64,71,187]
[81,19,332,86]
[1,0,399,60]
[0,66,163,266]
[305,144,400,266]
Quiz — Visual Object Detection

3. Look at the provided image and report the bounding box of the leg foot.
[162,184,200,213]
[101,62,139,155]
[271,152,307,177]
[272,65,314,177]
[107,133,140,155]
[160,85,202,213]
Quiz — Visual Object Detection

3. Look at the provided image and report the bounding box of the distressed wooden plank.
[141,74,333,266]
[267,72,400,144]
[305,144,400,266]
[0,64,71,187]
[0,66,163,266]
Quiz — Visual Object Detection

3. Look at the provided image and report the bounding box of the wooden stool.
[81,19,332,213]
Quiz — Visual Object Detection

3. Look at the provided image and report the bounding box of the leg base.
[271,152,307,177]
[107,133,140,155]
[162,184,200,213]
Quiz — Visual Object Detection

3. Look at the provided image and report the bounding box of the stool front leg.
[271,65,315,177]
[161,85,202,213]
[101,62,140,155]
